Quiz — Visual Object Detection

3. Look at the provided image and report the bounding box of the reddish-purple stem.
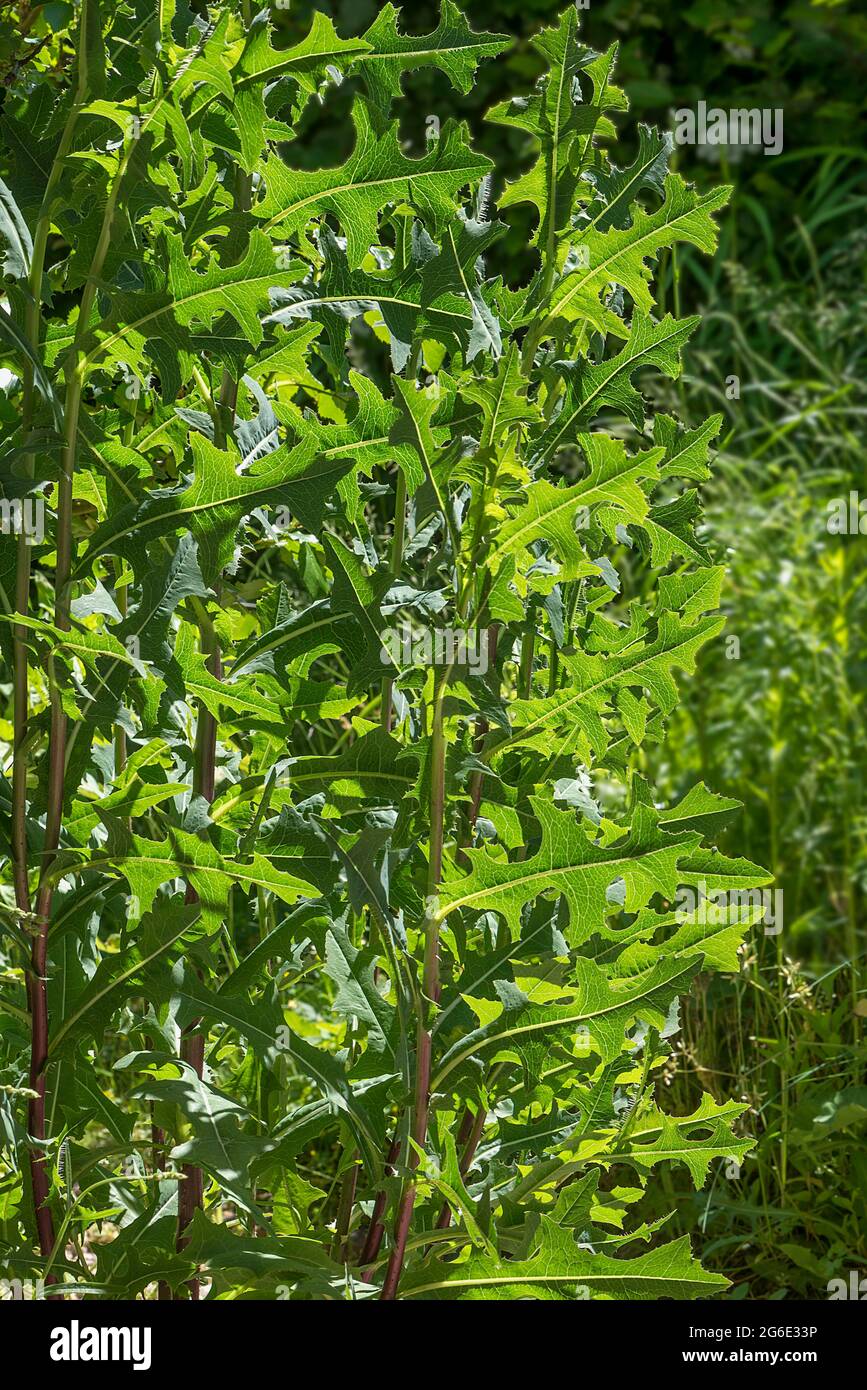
[360,1137,400,1275]
[435,1106,487,1231]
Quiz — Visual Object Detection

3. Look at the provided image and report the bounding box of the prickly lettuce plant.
[0,1,768,1300]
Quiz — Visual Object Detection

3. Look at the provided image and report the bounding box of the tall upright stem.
[380,668,447,1300]
[174,156,249,1289]
[16,72,86,1267]
[28,262,105,1265]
